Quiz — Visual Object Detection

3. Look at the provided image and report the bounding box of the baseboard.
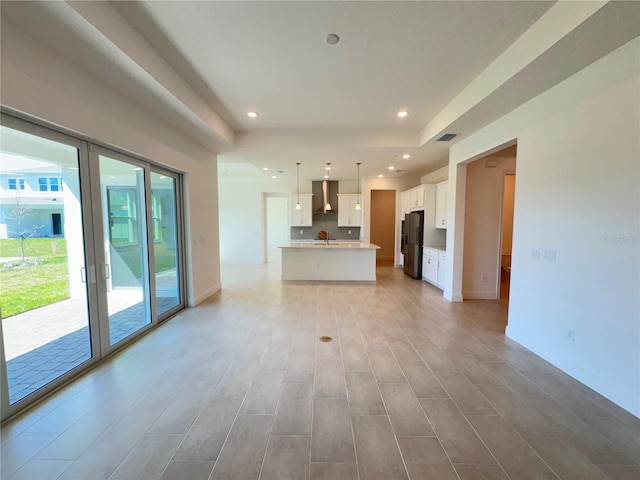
[462,291,499,300]
[444,290,463,302]
[422,278,444,291]
[189,283,221,306]
[506,325,640,418]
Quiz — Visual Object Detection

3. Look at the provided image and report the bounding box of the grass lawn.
[0,238,177,318]
[0,238,70,318]
[112,242,177,281]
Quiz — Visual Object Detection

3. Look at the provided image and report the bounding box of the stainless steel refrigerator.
[402,211,424,279]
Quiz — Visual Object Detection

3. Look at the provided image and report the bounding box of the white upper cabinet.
[400,185,426,214]
[338,194,362,226]
[290,194,313,226]
[412,185,426,211]
[400,190,412,214]
[435,181,448,229]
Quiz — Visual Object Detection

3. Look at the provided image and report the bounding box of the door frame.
[0,113,103,421]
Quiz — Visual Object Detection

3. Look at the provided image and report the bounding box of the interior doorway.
[370,190,395,266]
[500,173,516,301]
[461,145,517,300]
[264,195,289,263]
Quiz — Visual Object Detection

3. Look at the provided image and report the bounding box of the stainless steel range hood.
[312,180,338,214]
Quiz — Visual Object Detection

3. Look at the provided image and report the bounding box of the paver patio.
[2,292,177,404]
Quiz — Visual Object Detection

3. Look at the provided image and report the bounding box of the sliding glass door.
[150,171,182,318]
[0,114,185,421]
[0,122,96,407]
[97,153,152,346]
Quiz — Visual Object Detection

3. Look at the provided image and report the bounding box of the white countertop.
[280,242,380,249]
[423,245,446,253]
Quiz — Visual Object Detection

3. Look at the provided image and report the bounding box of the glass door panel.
[150,171,181,317]
[98,155,151,345]
[0,125,93,404]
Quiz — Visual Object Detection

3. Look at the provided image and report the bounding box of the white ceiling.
[2,1,639,184]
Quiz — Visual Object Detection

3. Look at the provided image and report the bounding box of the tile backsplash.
[290,214,361,240]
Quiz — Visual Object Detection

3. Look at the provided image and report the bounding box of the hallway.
[1,263,638,479]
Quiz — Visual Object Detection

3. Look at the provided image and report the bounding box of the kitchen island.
[279,242,381,281]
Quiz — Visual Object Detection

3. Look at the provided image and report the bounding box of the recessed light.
[402,154,411,159]
[271,175,277,179]
[378,174,384,178]
[388,166,395,170]
[397,110,409,118]
[247,111,259,118]
[324,174,329,179]
[262,167,269,171]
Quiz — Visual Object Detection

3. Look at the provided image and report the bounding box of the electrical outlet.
[348,230,351,235]
[566,329,575,342]
[481,275,488,283]
[300,230,303,234]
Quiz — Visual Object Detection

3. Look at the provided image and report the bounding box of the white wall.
[218,178,370,264]
[420,165,448,184]
[446,38,640,416]
[462,152,516,299]
[266,196,289,251]
[1,22,221,305]
[218,179,306,264]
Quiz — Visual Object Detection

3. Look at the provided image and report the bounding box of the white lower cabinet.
[423,247,445,290]
[423,253,438,284]
[437,252,446,287]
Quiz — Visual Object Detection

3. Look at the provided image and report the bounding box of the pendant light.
[324,163,332,211]
[295,162,302,210]
[355,162,362,210]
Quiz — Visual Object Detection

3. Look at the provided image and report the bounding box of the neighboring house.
[0,155,65,239]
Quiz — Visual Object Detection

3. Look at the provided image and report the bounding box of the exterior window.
[7,178,24,190]
[151,194,163,242]
[107,187,138,246]
[36,177,63,192]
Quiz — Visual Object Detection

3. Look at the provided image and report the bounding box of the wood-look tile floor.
[2,263,639,480]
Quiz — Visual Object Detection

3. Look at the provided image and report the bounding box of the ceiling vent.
[437,133,458,142]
